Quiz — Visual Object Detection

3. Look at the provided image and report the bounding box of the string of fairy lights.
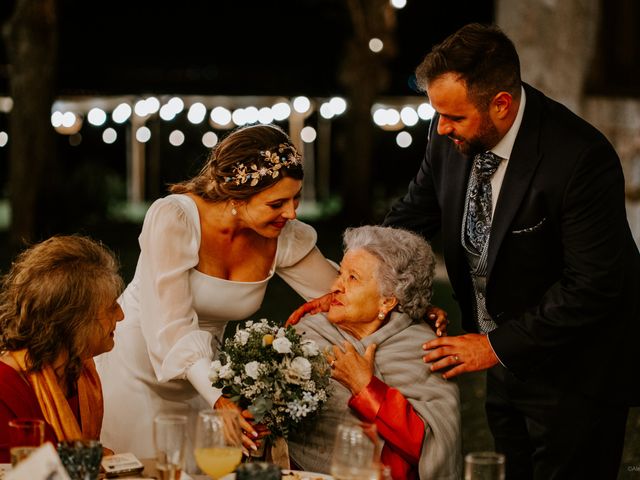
[0,0,436,151]
[0,94,434,151]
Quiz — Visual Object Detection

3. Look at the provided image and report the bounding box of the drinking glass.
[57,439,103,480]
[464,451,506,480]
[154,413,188,480]
[330,421,381,480]
[194,410,243,479]
[7,418,45,466]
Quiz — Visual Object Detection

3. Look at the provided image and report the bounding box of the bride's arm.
[136,199,222,406]
[275,221,338,325]
[277,246,338,301]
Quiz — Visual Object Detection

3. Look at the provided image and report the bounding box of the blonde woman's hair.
[0,235,123,386]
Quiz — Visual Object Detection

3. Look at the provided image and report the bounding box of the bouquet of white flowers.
[209,319,331,438]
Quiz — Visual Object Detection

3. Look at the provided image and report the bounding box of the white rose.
[290,356,312,380]
[218,363,234,380]
[300,340,320,357]
[235,329,250,345]
[245,361,261,380]
[208,360,222,383]
[272,337,292,354]
[276,327,286,338]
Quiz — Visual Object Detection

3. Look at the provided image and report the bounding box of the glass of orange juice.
[194,410,243,479]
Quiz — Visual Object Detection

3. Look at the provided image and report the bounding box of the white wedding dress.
[95,194,335,460]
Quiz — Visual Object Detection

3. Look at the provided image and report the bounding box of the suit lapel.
[487,84,544,278]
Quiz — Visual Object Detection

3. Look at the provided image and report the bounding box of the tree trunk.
[339,0,396,223]
[2,0,58,248]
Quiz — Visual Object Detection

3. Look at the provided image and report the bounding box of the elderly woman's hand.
[328,342,377,395]
[285,292,334,326]
[426,305,449,337]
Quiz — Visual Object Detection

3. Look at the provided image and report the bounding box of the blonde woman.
[0,235,124,462]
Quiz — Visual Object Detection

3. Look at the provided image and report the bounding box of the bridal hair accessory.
[230,202,237,216]
[224,143,302,187]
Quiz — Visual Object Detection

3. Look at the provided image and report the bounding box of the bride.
[95,124,338,460]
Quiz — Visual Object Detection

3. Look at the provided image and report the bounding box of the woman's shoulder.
[281,219,317,242]
[140,194,200,239]
[0,358,18,378]
[276,220,318,267]
[147,194,199,221]
[0,360,38,408]
[378,317,436,359]
[294,314,337,346]
[405,320,437,342]
[385,314,437,341]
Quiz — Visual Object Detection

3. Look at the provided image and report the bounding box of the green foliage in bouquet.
[209,319,331,438]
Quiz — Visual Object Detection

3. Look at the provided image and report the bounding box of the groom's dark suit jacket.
[385,83,640,405]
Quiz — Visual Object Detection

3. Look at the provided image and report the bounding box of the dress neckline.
[176,194,280,284]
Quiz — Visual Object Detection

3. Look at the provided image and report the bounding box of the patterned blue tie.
[465,152,503,253]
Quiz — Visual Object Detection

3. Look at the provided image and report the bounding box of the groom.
[384,23,640,479]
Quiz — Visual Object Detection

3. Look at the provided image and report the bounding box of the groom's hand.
[422,333,499,379]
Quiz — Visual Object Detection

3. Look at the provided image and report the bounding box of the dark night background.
[0,0,495,227]
[51,1,492,96]
[1,1,638,476]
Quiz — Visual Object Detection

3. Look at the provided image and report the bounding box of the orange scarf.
[10,350,104,442]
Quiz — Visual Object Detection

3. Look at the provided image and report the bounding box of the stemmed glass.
[154,413,188,480]
[330,421,381,480]
[194,410,243,479]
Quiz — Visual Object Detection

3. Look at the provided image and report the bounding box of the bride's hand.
[214,396,258,455]
[285,292,334,326]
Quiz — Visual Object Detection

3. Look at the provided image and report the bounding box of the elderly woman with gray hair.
[288,225,461,480]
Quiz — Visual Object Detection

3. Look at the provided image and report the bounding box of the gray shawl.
[288,312,462,479]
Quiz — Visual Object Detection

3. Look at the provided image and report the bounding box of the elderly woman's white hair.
[342,225,435,319]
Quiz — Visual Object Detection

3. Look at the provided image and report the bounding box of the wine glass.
[194,410,243,479]
[464,451,506,480]
[154,413,188,480]
[330,421,381,480]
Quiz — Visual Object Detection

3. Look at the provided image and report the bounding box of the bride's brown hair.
[169,124,303,201]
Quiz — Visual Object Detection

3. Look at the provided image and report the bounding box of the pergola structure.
[45,94,433,217]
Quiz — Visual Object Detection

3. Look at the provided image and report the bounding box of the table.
[134,458,207,479]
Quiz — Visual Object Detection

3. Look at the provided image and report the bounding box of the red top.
[0,361,79,463]
[349,376,426,480]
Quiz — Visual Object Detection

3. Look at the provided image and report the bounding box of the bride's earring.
[231,202,237,216]
[378,311,386,320]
